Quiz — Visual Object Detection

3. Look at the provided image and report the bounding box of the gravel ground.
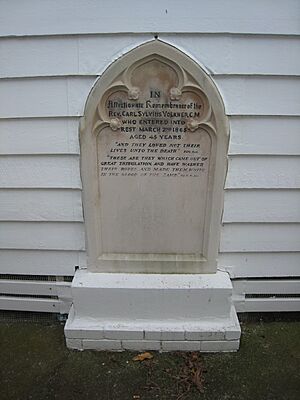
[0,314,299,400]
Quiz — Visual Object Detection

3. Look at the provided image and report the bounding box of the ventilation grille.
[0,274,73,282]
[0,293,58,299]
[0,274,73,315]
[246,293,300,299]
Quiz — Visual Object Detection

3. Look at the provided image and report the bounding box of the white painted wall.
[0,0,299,311]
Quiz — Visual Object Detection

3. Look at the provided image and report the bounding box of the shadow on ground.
[0,315,299,400]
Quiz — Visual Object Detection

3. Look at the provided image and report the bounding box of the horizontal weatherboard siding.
[214,76,300,116]
[0,76,299,119]
[1,155,299,190]
[228,116,300,155]
[226,156,300,189]
[0,155,81,188]
[0,297,67,313]
[1,34,299,78]
[232,279,300,313]
[0,250,86,275]
[0,189,83,221]
[1,116,299,156]
[220,224,300,252]
[233,279,300,295]
[235,298,300,313]
[218,252,300,278]
[0,0,299,36]
[0,118,80,154]
[0,1,299,314]
[2,188,299,223]
[1,222,298,253]
[223,190,300,223]
[0,35,152,78]
[1,250,298,278]
[0,77,96,119]
[0,222,85,251]
[161,35,300,76]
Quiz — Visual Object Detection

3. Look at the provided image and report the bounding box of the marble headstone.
[80,41,228,273]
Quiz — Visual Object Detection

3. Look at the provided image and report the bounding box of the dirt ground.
[0,313,299,400]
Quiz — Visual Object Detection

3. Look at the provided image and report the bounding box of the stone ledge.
[83,339,122,351]
[66,338,240,352]
[122,340,161,351]
[161,340,201,352]
[65,305,241,344]
[70,270,233,321]
[201,340,240,352]
[66,338,83,350]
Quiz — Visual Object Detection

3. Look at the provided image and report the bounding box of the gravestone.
[65,41,240,352]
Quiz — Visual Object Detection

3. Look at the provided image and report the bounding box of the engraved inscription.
[97,62,211,179]
[99,126,210,178]
[91,55,217,255]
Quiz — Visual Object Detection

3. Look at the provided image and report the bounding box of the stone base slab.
[66,337,240,352]
[64,269,241,352]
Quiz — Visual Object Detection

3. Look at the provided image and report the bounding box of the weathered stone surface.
[81,40,229,273]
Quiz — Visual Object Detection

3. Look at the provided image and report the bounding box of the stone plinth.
[65,269,240,352]
[65,41,241,353]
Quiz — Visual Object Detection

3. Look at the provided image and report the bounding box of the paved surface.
[0,315,299,400]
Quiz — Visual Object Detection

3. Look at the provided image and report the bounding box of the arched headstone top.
[80,40,229,273]
[83,40,228,141]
